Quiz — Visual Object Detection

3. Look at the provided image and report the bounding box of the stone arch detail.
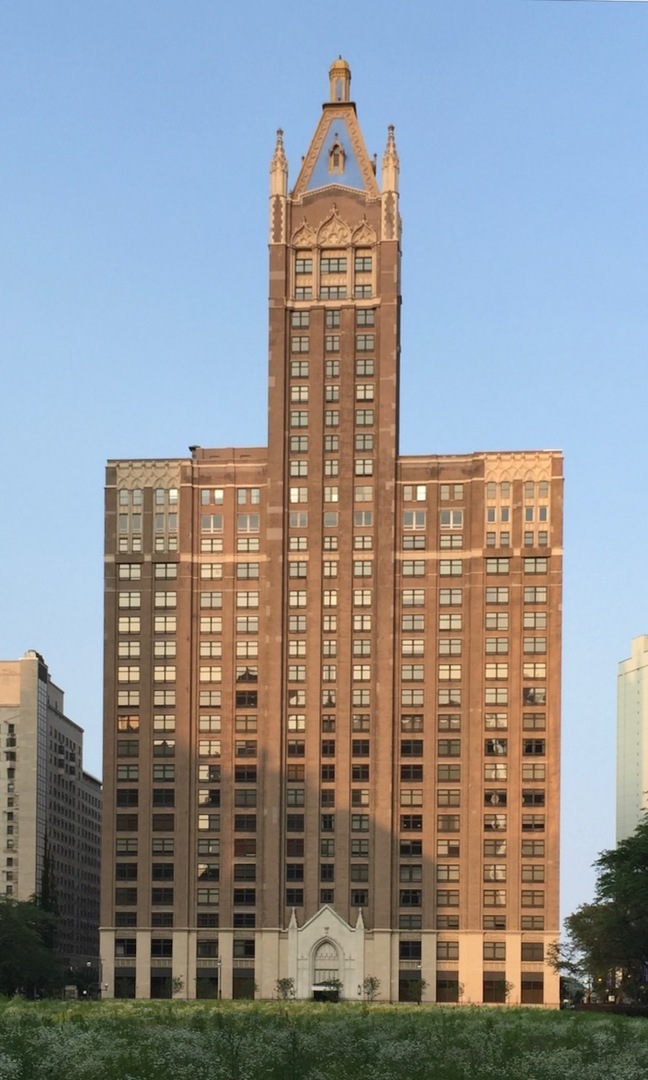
[291,221,316,248]
[352,218,377,246]
[312,938,340,984]
[317,209,351,247]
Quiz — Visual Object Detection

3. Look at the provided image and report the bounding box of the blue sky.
[1,0,647,923]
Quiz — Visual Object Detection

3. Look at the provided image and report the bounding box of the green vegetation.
[0,1000,647,1079]
[0,897,59,998]
[551,816,648,1002]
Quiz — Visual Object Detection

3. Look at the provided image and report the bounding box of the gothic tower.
[101,61,562,1006]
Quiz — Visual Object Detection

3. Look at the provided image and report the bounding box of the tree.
[38,831,59,917]
[408,977,428,1005]
[0,897,60,997]
[552,816,648,1002]
[362,975,380,1002]
[35,832,58,952]
[275,977,295,1000]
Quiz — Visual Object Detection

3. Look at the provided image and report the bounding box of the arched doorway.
[312,940,340,1001]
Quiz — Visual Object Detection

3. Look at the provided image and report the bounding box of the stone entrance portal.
[287,904,365,1001]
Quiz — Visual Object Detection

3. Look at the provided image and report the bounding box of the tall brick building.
[101,59,562,1005]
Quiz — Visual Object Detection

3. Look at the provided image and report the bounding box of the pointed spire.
[381,124,399,194]
[355,908,365,930]
[270,128,288,196]
[289,906,298,929]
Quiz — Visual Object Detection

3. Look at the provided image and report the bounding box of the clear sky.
[1,0,647,924]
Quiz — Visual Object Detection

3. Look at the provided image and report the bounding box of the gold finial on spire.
[329,57,351,103]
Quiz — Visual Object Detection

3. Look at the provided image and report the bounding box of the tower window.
[329,141,345,174]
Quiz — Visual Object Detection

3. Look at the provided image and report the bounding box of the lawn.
[0,1000,647,1080]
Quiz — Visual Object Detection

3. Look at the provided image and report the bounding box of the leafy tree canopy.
[0,896,60,997]
[551,816,648,1002]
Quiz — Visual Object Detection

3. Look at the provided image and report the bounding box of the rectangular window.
[440,510,463,529]
[486,559,509,575]
[118,591,141,609]
[485,688,508,705]
[320,256,347,274]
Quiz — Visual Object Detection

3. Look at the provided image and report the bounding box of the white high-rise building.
[617,635,648,842]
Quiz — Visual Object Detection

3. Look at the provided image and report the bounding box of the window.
[524,557,548,575]
[483,814,507,834]
[118,563,141,581]
[438,739,460,757]
[438,664,461,682]
[521,864,545,883]
[485,688,508,705]
[481,941,505,959]
[402,689,424,706]
[400,814,423,832]
[522,790,546,807]
[439,560,462,577]
[402,589,425,607]
[522,814,545,832]
[154,664,176,683]
[437,714,460,731]
[436,890,459,907]
[440,484,463,501]
[438,639,461,657]
[485,662,508,680]
[440,510,463,529]
[521,890,545,908]
[486,559,509,575]
[439,533,462,550]
[321,256,346,274]
[118,591,141,609]
[154,562,178,580]
[291,334,308,356]
[483,890,507,907]
[439,589,462,606]
[402,560,425,578]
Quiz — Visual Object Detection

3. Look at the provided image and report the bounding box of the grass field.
[0,1000,647,1079]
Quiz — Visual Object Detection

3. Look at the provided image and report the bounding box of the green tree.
[0,897,60,997]
[35,831,58,952]
[408,976,428,1005]
[275,977,296,1000]
[362,975,380,1002]
[552,816,648,1002]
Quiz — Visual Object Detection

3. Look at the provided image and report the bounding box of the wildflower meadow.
[0,999,647,1080]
